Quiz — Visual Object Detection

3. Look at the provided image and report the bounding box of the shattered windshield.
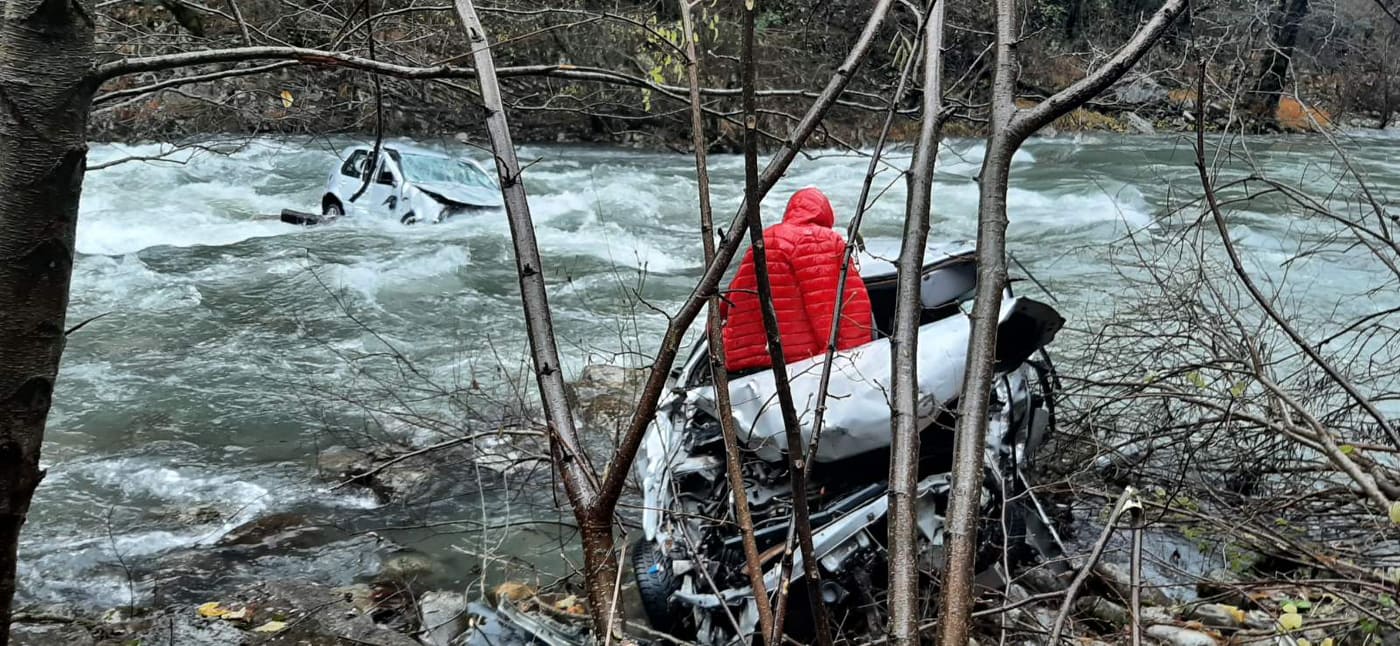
[398,152,496,189]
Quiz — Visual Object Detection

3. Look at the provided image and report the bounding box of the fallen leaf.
[197,602,227,618]
[252,620,287,633]
[1297,640,1311,646]
[1279,612,1304,631]
[1282,602,1298,614]
[280,90,294,108]
[1389,501,1400,525]
[221,607,250,621]
[1223,605,1246,624]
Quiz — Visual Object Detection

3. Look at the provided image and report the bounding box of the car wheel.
[630,538,685,636]
[323,199,344,217]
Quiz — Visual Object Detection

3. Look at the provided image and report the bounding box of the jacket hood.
[782,187,835,227]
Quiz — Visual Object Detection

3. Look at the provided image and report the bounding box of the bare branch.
[1012,0,1189,140]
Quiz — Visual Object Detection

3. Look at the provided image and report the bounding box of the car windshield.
[397,152,496,188]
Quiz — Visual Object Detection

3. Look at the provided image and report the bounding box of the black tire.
[630,538,684,636]
[323,197,344,217]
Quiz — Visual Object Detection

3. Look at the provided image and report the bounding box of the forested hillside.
[93,0,1398,145]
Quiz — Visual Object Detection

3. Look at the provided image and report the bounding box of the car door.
[356,152,403,219]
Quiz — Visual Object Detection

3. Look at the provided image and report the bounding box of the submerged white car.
[321,144,503,224]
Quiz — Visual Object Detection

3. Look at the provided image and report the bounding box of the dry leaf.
[280,90,294,108]
[197,602,228,618]
[1279,612,1304,631]
[1389,501,1400,525]
[252,620,288,633]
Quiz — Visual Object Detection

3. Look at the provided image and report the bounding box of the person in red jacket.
[719,187,874,374]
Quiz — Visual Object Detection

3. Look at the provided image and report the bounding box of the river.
[18,130,1400,612]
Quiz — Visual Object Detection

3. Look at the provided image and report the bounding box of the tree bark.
[0,0,96,642]
[935,0,1188,643]
[738,5,832,645]
[1252,0,1311,119]
[451,0,617,638]
[679,0,776,640]
[886,1,945,644]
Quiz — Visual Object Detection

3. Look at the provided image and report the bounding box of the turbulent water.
[19,130,1400,611]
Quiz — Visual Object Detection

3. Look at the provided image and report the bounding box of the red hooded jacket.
[720,188,875,373]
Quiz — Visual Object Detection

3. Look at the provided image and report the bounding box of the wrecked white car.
[321,144,502,224]
[630,239,1067,645]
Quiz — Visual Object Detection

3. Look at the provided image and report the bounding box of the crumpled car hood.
[414,181,502,208]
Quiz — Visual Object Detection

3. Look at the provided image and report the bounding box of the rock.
[9,623,96,646]
[1146,624,1220,646]
[1113,75,1167,105]
[316,445,373,481]
[1123,112,1157,134]
[246,579,421,645]
[418,590,470,646]
[215,511,320,548]
[380,547,438,584]
[567,363,647,432]
[1140,606,1175,624]
[1020,565,1067,593]
[1189,603,1245,629]
[1079,559,1173,608]
[124,607,248,646]
[1076,596,1130,627]
[1195,569,1250,607]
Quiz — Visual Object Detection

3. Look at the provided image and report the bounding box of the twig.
[1048,487,1140,645]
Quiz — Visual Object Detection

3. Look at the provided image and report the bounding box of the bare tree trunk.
[738,5,832,645]
[1252,0,1311,120]
[0,0,96,642]
[451,0,618,638]
[886,1,945,644]
[679,0,776,640]
[934,0,1189,642]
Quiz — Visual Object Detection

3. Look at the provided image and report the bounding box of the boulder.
[1188,603,1246,629]
[316,446,373,481]
[123,608,249,646]
[1112,75,1168,105]
[9,623,96,646]
[418,590,470,646]
[1076,558,1173,608]
[1145,625,1221,646]
[1076,596,1130,628]
[1123,112,1157,135]
[567,363,647,432]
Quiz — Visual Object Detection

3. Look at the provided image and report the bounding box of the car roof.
[338,143,458,160]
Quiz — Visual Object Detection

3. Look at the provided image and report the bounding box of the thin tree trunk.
[1253,0,1311,119]
[679,0,776,640]
[887,1,945,644]
[0,0,96,642]
[934,0,1189,642]
[450,0,617,638]
[933,0,1018,638]
[738,5,832,645]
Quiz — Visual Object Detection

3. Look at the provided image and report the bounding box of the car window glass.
[399,153,497,189]
[340,150,367,178]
